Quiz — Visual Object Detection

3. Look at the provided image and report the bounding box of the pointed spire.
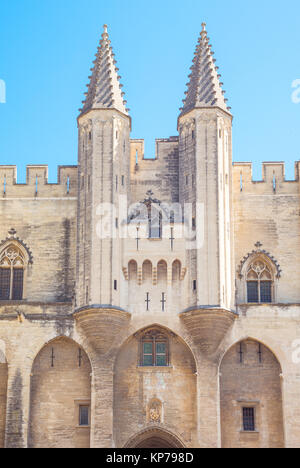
[180,23,231,115]
[79,25,129,116]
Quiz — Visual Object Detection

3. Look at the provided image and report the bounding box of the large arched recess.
[28,337,92,448]
[113,325,197,448]
[220,338,284,448]
[0,347,8,448]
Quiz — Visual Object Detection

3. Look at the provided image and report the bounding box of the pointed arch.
[29,336,92,448]
[124,426,186,448]
[220,337,284,448]
[238,247,281,280]
[113,324,197,448]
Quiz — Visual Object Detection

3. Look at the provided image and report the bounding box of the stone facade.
[0,23,299,448]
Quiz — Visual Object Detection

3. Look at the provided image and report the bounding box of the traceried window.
[141,330,169,367]
[0,245,25,300]
[246,260,272,304]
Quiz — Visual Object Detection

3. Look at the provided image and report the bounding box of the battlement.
[233,162,300,195]
[0,165,78,198]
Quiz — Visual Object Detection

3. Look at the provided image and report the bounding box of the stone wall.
[113,327,197,448]
[220,339,284,448]
[28,337,91,448]
[0,166,77,303]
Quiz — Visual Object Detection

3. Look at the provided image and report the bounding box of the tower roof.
[79,25,129,116]
[180,23,231,116]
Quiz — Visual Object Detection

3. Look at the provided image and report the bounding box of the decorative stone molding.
[0,229,33,265]
[237,242,282,279]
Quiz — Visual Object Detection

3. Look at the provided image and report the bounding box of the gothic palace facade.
[0,23,299,448]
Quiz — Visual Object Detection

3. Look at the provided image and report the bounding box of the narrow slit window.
[79,406,90,427]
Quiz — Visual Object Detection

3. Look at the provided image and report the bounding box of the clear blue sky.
[0,0,299,181]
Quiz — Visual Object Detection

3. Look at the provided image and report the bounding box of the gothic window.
[141,330,169,367]
[0,245,25,300]
[246,260,273,303]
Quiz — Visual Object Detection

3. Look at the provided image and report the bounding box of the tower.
[76,25,131,309]
[178,23,235,311]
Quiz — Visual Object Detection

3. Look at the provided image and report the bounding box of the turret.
[178,23,234,311]
[76,25,131,308]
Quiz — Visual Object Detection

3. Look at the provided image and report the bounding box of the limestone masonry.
[0,23,299,448]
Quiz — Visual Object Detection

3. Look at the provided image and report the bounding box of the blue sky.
[0,0,299,181]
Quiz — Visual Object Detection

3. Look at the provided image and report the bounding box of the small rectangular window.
[193,280,197,291]
[115,218,119,229]
[114,280,117,291]
[247,281,259,303]
[243,407,255,432]
[121,175,125,186]
[79,406,90,427]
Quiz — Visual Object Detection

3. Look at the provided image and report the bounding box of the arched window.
[246,260,273,303]
[0,244,25,300]
[141,329,169,367]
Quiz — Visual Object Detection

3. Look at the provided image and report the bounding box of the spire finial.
[180,22,231,115]
[80,24,129,117]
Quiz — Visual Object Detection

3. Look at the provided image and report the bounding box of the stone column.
[90,361,114,448]
[196,356,221,448]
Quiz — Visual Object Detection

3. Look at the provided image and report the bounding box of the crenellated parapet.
[233,161,300,195]
[0,165,78,198]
